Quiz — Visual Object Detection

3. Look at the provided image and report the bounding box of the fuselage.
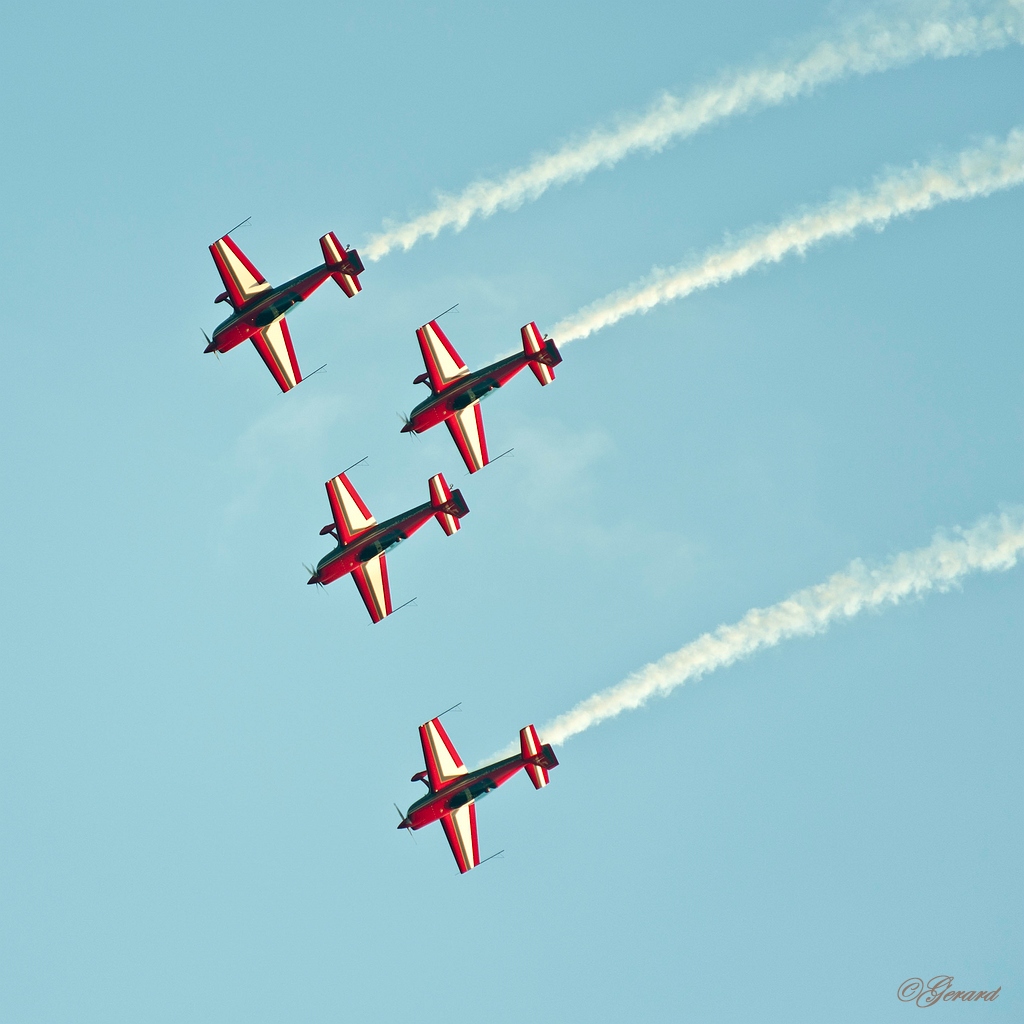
[404,352,533,433]
[210,265,335,353]
[309,502,436,586]
[401,754,528,830]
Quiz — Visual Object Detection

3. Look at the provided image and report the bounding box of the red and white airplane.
[401,319,562,473]
[205,230,364,392]
[398,715,558,873]
[306,470,468,623]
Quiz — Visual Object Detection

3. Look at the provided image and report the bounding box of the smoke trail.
[365,1,1024,260]
[552,127,1024,342]
[532,509,1024,748]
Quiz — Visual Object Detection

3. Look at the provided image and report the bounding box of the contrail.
[531,508,1024,749]
[365,0,1024,260]
[552,126,1024,342]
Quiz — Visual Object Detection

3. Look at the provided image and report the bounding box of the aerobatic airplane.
[397,715,559,873]
[205,229,364,392]
[306,471,468,623]
[401,319,562,473]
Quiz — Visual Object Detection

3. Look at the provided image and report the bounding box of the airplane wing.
[418,717,468,791]
[210,234,272,309]
[416,320,469,392]
[445,402,489,473]
[250,317,302,392]
[351,553,392,623]
[439,803,480,874]
[325,473,377,544]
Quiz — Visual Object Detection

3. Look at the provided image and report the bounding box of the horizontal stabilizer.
[429,473,469,535]
[320,231,364,297]
[520,724,558,789]
[521,322,560,386]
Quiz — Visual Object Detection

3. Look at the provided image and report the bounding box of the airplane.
[401,318,562,473]
[397,714,559,873]
[306,470,468,623]
[205,229,364,392]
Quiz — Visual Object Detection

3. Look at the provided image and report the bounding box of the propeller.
[394,804,416,842]
[202,329,220,360]
[398,411,418,436]
[303,563,325,588]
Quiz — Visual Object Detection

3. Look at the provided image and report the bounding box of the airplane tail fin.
[521,322,561,386]
[320,232,364,298]
[429,473,469,535]
[520,724,558,789]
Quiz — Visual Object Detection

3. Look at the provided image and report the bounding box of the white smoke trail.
[552,127,1024,342]
[365,1,1024,260]
[529,508,1024,749]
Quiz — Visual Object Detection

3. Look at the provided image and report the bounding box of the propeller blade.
[202,329,220,360]
[394,804,415,841]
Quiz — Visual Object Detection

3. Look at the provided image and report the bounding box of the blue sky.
[1,1,1021,1021]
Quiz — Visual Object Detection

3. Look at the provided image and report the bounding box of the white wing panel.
[211,237,271,303]
[326,474,377,544]
[352,554,392,623]
[419,718,468,790]
[446,403,488,474]
[440,803,480,873]
[251,318,300,391]
[416,320,468,391]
